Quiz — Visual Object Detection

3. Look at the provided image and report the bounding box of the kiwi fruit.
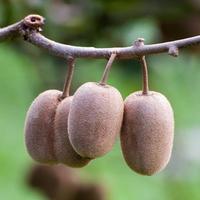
[121,91,174,175]
[54,96,91,167]
[28,164,80,200]
[68,82,124,158]
[25,90,61,163]
[25,90,90,167]
[28,164,106,200]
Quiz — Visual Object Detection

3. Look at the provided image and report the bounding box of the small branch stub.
[168,45,179,57]
[133,38,145,47]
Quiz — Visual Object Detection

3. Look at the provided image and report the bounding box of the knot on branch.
[21,14,45,41]
[23,14,45,31]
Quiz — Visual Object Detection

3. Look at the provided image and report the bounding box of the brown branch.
[0,21,22,41]
[0,14,200,59]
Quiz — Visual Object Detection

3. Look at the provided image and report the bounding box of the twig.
[99,53,117,85]
[61,57,75,99]
[140,56,149,95]
[0,14,200,59]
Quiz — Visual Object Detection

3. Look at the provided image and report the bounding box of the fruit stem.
[61,57,75,99]
[99,53,117,85]
[140,56,149,95]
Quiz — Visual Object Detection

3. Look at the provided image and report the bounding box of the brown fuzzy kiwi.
[54,96,91,167]
[27,164,80,200]
[121,91,174,175]
[25,90,89,167]
[25,90,62,163]
[25,57,90,166]
[28,164,106,200]
[68,82,124,158]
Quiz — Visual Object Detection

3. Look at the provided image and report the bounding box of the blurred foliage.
[0,45,42,200]
[0,0,200,200]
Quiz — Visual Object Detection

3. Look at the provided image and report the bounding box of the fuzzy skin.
[68,82,124,158]
[121,91,174,175]
[25,90,62,163]
[54,96,91,167]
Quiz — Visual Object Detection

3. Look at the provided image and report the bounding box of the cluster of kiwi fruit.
[25,54,174,176]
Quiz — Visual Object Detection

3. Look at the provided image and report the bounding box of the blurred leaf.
[113,17,160,45]
[150,53,200,128]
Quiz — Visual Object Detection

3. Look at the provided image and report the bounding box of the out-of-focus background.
[1,0,200,199]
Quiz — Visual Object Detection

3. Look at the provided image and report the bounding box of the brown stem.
[61,57,75,99]
[140,56,149,95]
[99,53,117,85]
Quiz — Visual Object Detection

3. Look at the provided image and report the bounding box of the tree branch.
[0,21,22,41]
[1,14,200,59]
